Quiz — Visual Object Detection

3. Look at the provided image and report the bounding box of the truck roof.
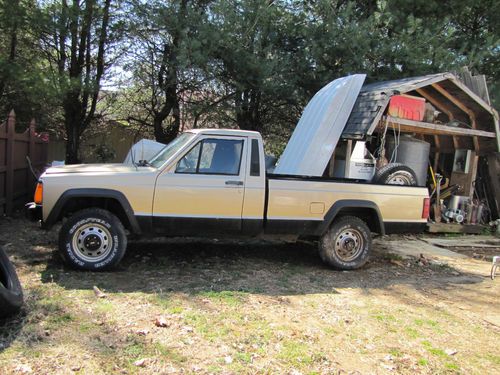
[187,128,261,137]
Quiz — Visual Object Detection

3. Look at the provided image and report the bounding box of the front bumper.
[25,202,42,222]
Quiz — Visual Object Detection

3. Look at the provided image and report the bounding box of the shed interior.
[327,72,500,229]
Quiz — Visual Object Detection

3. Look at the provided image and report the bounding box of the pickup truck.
[28,129,429,271]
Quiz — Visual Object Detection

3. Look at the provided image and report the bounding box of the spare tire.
[0,246,23,318]
[373,163,418,186]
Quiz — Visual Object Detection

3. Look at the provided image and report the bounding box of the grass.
[1,218,499,374]
[277,340,314,367]
[418,358,429,366]
[197,290,248,306]
[421,340,447,358]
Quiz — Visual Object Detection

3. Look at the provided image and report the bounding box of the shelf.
[378,116,496,138]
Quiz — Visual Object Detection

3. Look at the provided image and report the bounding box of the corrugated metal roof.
[274,74,366,176]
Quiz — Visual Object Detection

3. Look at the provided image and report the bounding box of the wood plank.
[382,116,496,138]
[344,140,352,178]
[5,111,15,214]
[427,223,484,234]
[432,83,480,151]
[486,153,500,218]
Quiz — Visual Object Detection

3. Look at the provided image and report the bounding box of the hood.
[44,163,152,175]
[274,74,366,176]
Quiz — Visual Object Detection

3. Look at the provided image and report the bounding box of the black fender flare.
[43,188,141,234]
[315,199,385,236]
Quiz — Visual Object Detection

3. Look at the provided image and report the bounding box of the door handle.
[225,180,244,186]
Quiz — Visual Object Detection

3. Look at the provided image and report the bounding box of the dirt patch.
[0,216,499,374]
[445,246,500,262]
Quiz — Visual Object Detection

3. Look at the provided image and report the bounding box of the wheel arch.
[43,188,141,234]
[316,200,385,236]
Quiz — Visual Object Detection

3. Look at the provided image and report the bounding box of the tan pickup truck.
[28,129,429,271]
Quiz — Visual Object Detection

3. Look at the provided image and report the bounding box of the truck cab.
[146,129,266,236]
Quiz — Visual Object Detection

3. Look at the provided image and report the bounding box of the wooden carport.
[343,72,500,220]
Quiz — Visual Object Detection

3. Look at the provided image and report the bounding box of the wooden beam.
[415,88,461,149]
[382,116,496,138]
[344,140,352,178]
[433,135,440,173]
[328,149,335,177]
[427,223,484,234]
[432,83,480,151]
[416,88,454,119]
[433,152,440,175]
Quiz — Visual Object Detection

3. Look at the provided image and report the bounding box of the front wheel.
[319,216,372,270]
[59,208,127,271]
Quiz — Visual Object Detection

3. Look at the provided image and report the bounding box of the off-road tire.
[0,246,23,318]
[59,208,127,271]
[319,216,372,270]
[373,163,418,186]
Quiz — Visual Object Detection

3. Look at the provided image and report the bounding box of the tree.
[0,0,57,125]
[39,0,117,163]
[121,0,215,144]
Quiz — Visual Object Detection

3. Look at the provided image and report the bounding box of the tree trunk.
[236,89,262,131]
[64,94,83,164]
[153,116,169,144]
[59,0,111,164]
[65,129,80,164]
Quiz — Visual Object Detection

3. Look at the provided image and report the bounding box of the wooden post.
[328,151,335,177]
[344,140,353,178]
[29,119,36,187]
[5,110,15,215]
[486,153,500,218]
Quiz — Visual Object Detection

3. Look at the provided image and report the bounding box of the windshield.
[148,133,195,168]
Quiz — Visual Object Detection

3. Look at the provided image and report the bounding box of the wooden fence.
[0,110,48,215]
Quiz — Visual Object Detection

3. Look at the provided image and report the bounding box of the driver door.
[152,136,247,235]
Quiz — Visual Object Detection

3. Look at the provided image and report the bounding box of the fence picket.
[0,111,48,215]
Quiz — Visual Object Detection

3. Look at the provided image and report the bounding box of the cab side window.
[176,139,243,175]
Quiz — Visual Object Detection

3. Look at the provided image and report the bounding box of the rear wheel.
[59,208,127,271]
[319,216,372,270]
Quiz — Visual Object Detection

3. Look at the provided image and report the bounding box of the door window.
[176,139,243,175]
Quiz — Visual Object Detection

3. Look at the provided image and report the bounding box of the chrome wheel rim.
[72,223,113,262]
[387,172,413,185]
[334,229,364,262]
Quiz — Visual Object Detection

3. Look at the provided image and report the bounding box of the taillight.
[34,182,43,204]
[422,197,430,219]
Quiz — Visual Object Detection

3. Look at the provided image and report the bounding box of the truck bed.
[265,174,428,236]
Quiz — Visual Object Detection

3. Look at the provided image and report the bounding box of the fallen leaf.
[93,286,107,299]
[154,316,171,328]
[381,363,395,371]
[445,349,458,356]
[14,364,32,374]
[390,259,404,267]
[136,328,149,336]
[134,358,147,367]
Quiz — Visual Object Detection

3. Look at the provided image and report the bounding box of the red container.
[388,94,425,121]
